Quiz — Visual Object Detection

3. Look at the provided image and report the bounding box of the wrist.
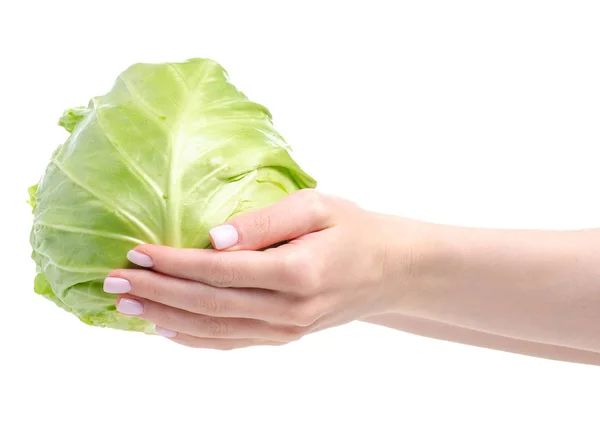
[385,221,474,317]
[382,218,600,351]
[375,215,451,315]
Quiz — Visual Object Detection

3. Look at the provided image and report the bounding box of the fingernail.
[209,224,239,249]
[103,277,132,294]
[155,326,178,338]
[116,298,143,315]
[127,250,154,267]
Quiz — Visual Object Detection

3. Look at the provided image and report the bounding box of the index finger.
[126,245,294,290]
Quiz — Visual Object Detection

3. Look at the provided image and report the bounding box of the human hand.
[103,190,421,349]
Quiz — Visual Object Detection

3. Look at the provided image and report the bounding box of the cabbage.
[28,58,316,333]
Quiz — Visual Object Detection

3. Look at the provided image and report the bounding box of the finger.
[209,189,334,251]
[104,269,295,322]
[126,246,293,289]
[155,330,283,350]
[116,296,303,343]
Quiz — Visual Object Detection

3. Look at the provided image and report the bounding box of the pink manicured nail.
[210,224,238,249]
[103,277,132,294]
[116,298,143,315]
[127,250,154,267]
[155,326,178,338]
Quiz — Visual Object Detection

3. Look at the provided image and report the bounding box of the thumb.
[209,190,334,251]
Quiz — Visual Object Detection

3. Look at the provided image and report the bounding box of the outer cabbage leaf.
[29,58,316,333]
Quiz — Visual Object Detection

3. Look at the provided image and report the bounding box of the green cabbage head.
[29,58,316,333]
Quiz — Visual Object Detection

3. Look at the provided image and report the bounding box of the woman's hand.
[102,188,600,358]
[103,190,421,349]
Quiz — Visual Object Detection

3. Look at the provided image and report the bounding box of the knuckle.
[280,251,301,283]
[205,317,230,338]
[289,313,314,328]
[176,337,210,349]
[177,339,200,349]
[297,265,323,295]
[283,325,307,342]
[218,343,238,351]
[207,254,236,287]
[190,287,224,316]
[282,250,303,270]
[302,266,323,294]
[287,298,323,327]
[251,212,272,239]
[152,307,176,330]
[260,339,283,347]
[302,190,331,223]
[282,251,322,294]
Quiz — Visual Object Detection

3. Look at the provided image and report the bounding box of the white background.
[2,1,600,431]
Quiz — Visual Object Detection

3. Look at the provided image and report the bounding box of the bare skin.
[103,189,600,365]
[362,314,600,366]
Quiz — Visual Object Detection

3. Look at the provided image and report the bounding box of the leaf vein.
[34,221,145,245]
[50,160,162,244]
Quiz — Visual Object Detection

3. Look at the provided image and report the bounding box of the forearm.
[362,313,600,366]
[385,219,600,353]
